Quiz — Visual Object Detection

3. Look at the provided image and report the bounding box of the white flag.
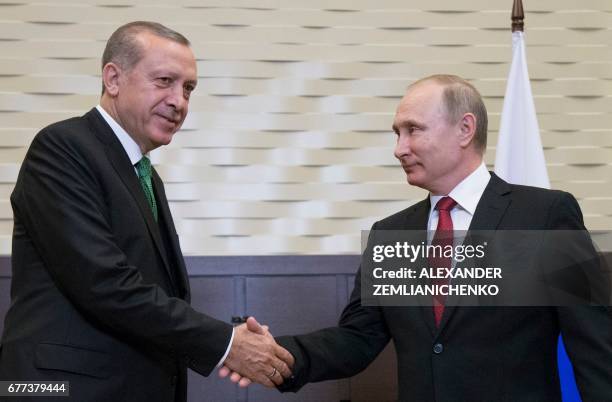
[494,31,550,189]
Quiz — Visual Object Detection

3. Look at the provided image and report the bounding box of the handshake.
[220,317,294,388]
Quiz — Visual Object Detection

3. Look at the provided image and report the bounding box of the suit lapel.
[86,109,176,291]
[435,173,512,333]
[153,170,190,301]
[401,199,439,337]
[467,173,512,231]
[403,199,431,230]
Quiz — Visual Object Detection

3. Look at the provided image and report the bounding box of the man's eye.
[184,85,195,99]
[157,77,172,85]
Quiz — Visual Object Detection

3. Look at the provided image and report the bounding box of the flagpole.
[506,4,582,400]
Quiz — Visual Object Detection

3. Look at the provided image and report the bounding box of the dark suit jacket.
[277,173,612,402]
[0,109,232,402]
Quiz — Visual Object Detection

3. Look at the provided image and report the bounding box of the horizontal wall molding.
[0,255,361,278]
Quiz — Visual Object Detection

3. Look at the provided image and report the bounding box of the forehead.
[133,32,197,78]
[394,82,445,123]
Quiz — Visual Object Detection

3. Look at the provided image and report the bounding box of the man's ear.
[458,113,477,148]
[102,62,122,96]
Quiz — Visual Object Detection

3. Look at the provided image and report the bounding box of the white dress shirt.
[96,105,143,166]
[428,162,491,238]
[95,105,233,367]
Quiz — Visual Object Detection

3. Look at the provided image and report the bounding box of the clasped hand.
[220,317,294,388]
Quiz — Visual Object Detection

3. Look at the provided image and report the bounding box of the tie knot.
[136,156,152,179]
[436,196,457,212]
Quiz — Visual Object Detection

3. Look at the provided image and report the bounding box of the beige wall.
[0,0,610,255]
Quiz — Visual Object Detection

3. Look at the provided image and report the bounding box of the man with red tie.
[226,74,612,401]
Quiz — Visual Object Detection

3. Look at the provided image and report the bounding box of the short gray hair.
[101,21,190,94]
[409,74,488,153]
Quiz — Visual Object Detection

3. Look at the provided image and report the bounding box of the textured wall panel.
[0,1,610,254]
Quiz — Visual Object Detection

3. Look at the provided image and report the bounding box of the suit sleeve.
[12,127,232,376]
[276,222,391,392]
[547,192,612,401]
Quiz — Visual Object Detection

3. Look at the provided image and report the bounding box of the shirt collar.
[429,162,491,215]
[96,105,143,166]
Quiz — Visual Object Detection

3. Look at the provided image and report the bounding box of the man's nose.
[166,85,188,112]
[394,133,411,160]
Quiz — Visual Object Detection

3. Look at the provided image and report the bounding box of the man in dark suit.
[0,21,292,401]
[223,74,612,401]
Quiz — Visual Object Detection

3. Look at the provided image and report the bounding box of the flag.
[494,31,581,402]
[494,31,549,188]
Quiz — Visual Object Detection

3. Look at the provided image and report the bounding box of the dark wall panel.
[245,275,347,402]
[350,343,398,402]
[245,276,339,333]
[0,277,10,337]
[187,276,238,402]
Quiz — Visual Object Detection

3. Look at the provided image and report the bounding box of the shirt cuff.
[215,327,235,368]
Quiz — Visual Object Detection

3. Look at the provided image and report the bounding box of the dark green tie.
[135,156,158,222]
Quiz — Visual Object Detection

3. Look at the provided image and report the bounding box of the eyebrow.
[150,69,197,86]
[392,119,423,134]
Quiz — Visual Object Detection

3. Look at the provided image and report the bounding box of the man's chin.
[405,174,424,188]
[150,132,175,148]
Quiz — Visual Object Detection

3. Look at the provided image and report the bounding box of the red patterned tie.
[430,196,457,327]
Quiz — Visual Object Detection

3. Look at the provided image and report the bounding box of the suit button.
[433,343,444,354]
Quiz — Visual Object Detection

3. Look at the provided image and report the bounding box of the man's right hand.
[222,317,294,388]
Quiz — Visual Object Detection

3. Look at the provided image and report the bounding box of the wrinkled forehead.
[136,32,197,72]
